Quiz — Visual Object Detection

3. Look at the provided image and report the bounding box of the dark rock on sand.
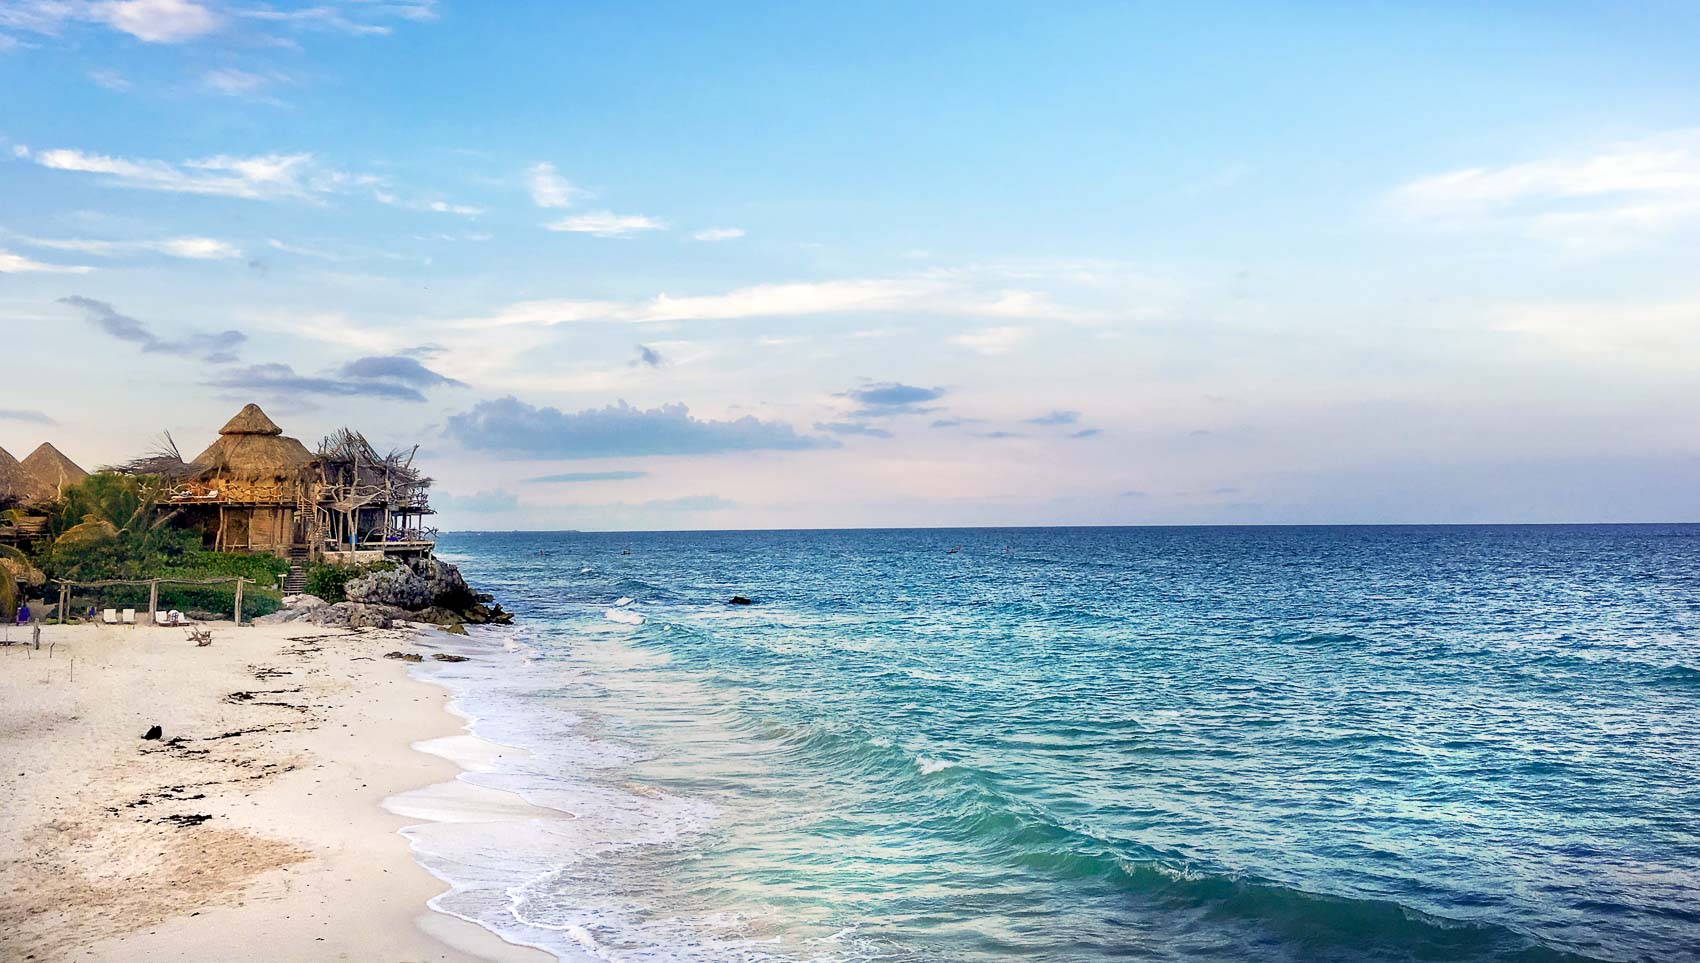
[142,725,162,741]
[430,653,470,662]
[382,651,424,662]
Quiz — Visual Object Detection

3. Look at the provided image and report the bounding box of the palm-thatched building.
[0,446,41,508]
[168,404,315,554]
[22,443,89,501]
[151,403,436,563]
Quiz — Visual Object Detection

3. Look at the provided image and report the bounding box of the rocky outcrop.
[259,558,512,630]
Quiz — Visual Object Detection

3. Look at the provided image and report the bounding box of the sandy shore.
[0,619,551,962]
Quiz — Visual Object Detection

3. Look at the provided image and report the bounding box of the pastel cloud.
[527,162,585,209]
[445,396,836,458]
[0,248,92,273]
[59,295,244,361]
[544,211,667,238]
[17,235,241,259]
[1387,129,1700,246]
[453,276,1080,328]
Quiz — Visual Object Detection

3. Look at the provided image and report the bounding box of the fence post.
[233,578,245,627]
[148,580,159,624]
[59,583,69,624]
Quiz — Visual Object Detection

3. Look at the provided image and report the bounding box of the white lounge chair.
[102,609,118,625]
[122,609,136,627]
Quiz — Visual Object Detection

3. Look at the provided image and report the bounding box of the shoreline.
[0,619,551,962]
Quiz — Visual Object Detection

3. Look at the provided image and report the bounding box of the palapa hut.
[176,403,314,554]
[21,443,88,502]
[0,446,41,507]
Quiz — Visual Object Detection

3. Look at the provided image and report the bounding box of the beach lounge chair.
[102,609,118,625]
[122,609,136,627]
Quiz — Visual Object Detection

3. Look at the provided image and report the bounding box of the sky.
[2,1,1698,530]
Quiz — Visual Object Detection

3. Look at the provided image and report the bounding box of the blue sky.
[2,1,1698,529]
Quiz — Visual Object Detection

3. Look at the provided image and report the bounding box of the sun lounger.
[102,609,118,625]
[154,610,189,626]
[122,609,136,627]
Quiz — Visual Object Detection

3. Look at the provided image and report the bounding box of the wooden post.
[59,583,70,624]
[148,580,159,624]
[233,578,245,626]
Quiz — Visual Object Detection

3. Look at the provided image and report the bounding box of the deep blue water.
[421,525,1700,962]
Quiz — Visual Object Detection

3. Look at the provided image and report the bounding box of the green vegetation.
[20,473,288,619]
[304,559,394,602]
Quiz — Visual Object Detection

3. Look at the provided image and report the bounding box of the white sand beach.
[0,620,551,962]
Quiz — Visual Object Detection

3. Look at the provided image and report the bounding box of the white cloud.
[202,66,285,98]
[450,276,1093,330]
[237,0,437,35]
[88,68,132,90]
[101,0,221,43]
[34,147,334,200]
[693,227,745,242]
[16,234,242,259]
[950,325,1032,355]
[0,249,93,273]
[426,200,485,216]
[527,162,584,209]
[545,211,667,238]
[1387,130,1700,248]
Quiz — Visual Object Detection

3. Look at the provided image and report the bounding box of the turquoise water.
[420,526,1700,962]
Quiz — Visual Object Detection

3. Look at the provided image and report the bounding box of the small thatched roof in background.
[22,443,88,496]
[0,447,47,504]
[193,403,312,484]
[220,403,284,437]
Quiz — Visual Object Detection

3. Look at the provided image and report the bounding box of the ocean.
[404,525,1700,962]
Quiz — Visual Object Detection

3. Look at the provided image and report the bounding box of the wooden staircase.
[283,548,310,594]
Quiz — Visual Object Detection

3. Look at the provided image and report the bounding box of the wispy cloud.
[452,276,1086,329]
[0,408,55,425]
[527,162,585,208]
[693,227,745,241]
[1027,410,1079,426]
[445,397,837,458]
[528,470,649,483]
[206,362,430,401]
[632,344,665,368]
[839,382,946,416]
[235,0,438,36]
[1387,130,1700,248]
[0,248,92,273]
[88,69,132,91]
[16,234,241,260]
[201,66,290,102]
[59,295,244,361]
[104,0,221,43]
[32,147,363,201]
[0,0,222,43]
[815,421,893,439]
[338,355,464,387]
[545,211,666,238]
[951,325,1031,355]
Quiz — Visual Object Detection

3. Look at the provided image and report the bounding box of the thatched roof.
[220,403,284,437]
[22,443,87,496]
[0,446,46,504]
[193,403,312,484]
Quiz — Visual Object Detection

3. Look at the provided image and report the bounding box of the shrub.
[305,560,394,602]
